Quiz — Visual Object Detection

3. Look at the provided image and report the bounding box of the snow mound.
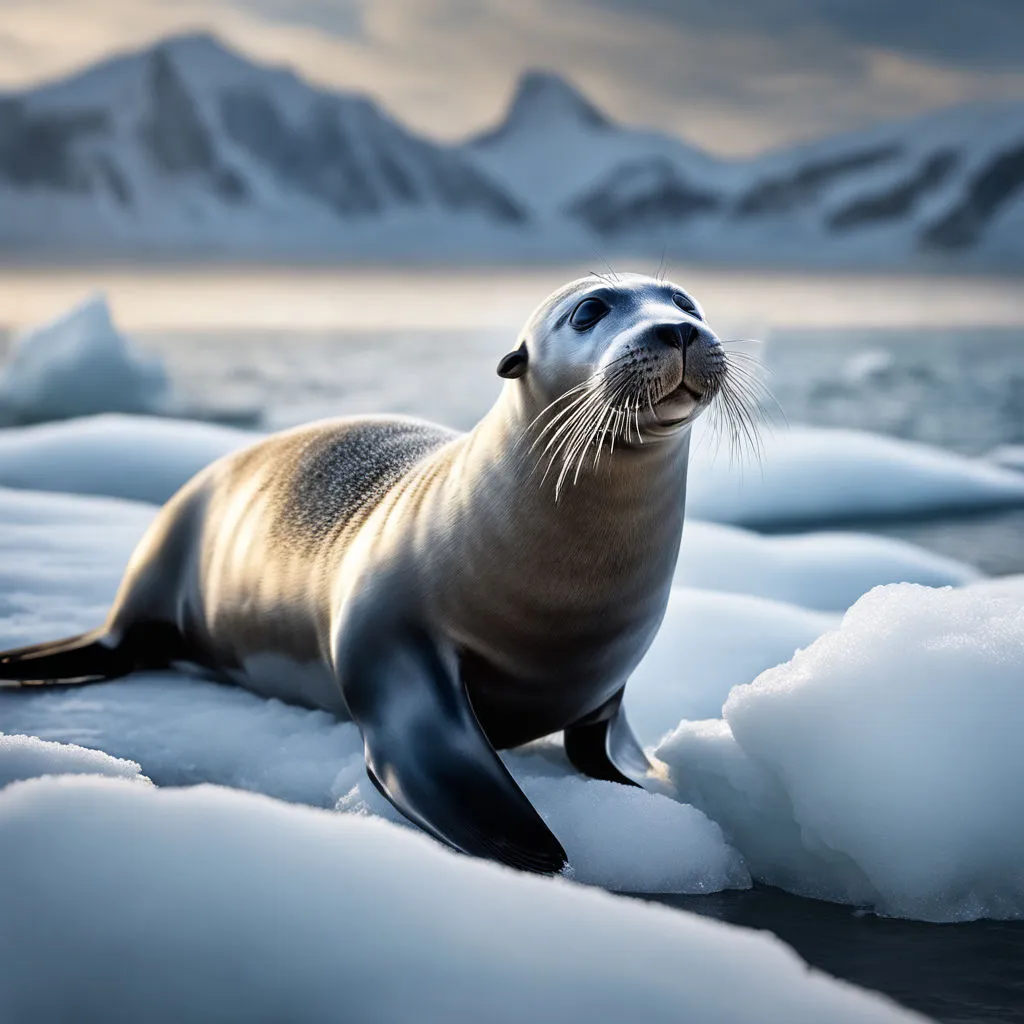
[0,293,174,426]
[0,733,148,788]
[0,672,746,895]
[677,520,980,611]
[626,587,836,745]
[657,583,1024,922]
[341,736,750,893]
[688,425,1024,527]
[0,777,922,1024]
[0,414,255,504]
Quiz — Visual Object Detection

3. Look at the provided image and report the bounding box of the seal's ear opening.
[497,342,528,380]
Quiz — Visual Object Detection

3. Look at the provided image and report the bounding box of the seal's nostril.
[653,324,683,350]
[680,324,699,350]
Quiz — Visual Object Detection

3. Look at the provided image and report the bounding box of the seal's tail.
[0,623,186,687]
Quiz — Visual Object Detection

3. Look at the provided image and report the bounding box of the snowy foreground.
[0,756,923,1024]
[0,416,1023,1021]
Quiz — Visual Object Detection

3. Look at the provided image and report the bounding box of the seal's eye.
[673,294,702,319]
[569,297,610,331]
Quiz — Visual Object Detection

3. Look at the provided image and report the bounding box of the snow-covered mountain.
[2,33,1023,267]
[0,33,529,258]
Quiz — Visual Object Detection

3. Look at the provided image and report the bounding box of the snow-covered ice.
[625,587,837,744]
[0,733,149,788]
[1,412,1022,527]
[0,414,254,504]
[677,520,979,611]
[657,583,1024,922]
[688,424,1024,526]
[0,418,1020,925]
[0,293,173,426]
[0,776,923,1024]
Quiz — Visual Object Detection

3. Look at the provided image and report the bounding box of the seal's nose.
[653,323,700,351]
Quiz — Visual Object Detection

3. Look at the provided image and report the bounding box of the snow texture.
[1,413,1023,529]
[0,733,149,788]
[0,292,172,426]
[657,583,1024,921]
[0,776,924,1024]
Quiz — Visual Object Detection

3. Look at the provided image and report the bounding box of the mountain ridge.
[2,32,1022,267]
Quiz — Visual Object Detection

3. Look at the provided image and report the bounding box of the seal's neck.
[467,386,691,566]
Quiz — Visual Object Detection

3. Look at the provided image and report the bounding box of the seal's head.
[496,273,757,494]
[501,273,725,437]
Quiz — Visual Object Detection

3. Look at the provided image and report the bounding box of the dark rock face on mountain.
[0,99,109,191]
[736,145,903,217]
[221,88,524,220]
[142,47,247,203]
[922,141,1024,249]
[827,150,960,231]
[566,157,721,234]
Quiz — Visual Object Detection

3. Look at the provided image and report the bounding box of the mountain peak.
[472,69,612,147]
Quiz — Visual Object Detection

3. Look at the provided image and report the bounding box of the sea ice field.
[1,275,1023,1023]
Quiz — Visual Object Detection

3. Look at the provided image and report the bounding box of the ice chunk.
[626,587,836,744]
[658,583,1024,921]
[0,776,924,1023]
[0,293,172,426]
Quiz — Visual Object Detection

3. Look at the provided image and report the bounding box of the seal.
[0,272,736,873]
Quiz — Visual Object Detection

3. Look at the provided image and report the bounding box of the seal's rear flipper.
[565,687,655,787]
[0,622,186,686]
[336,612,568,874]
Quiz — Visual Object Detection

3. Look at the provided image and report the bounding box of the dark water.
[764,326,1024,576]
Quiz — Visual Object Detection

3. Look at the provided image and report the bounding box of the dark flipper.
[0,622,187,686]
[335,607,568,874]
[564,687,654,787]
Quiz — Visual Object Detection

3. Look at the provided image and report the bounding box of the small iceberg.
[0,294,259,428]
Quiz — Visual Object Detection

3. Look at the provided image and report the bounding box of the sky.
[0,0,1022,155]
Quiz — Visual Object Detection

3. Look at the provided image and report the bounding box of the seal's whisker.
[559,373,631,488]
[555,372,634,497]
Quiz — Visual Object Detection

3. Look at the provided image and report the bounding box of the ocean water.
[2,267,1024,1021]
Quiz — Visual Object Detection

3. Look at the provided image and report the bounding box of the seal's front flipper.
[336,615,567,874]
[565,687,655,787]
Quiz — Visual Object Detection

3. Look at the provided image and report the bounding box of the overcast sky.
[1,0,1021,154]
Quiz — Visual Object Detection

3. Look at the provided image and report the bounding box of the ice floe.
[657,583,1024,922]
[677,520,979,611]
[0,776,922,1024]
[688,425,1024,527]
